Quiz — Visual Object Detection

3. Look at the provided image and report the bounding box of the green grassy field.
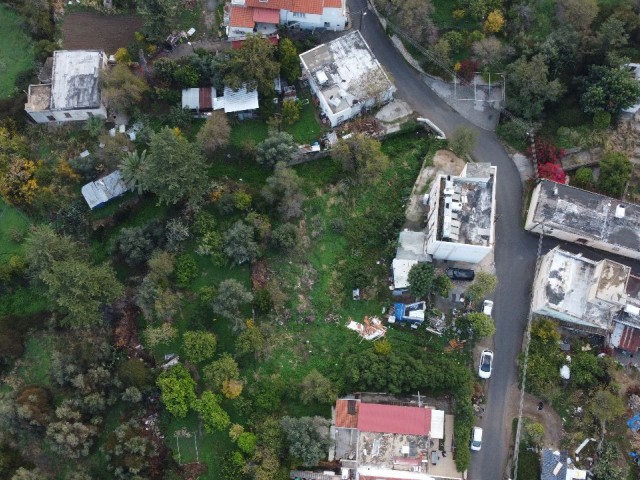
[0,5,34,98]
[0,199,31,260]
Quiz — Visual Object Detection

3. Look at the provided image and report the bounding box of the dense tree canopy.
[333,134,389,184]
[506,54,564,119]
[156,364,197,418]
[143,127,209,205]
[223,35,280,96]
[580,65,640,114]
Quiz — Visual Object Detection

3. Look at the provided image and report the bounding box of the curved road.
[349,3,539,478]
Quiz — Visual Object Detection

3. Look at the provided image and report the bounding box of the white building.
[182,85,259,114]
[423,163,497,264]
[227,0,347,39]
[525,180,640,260]
[532,247,640,347]
[300,30,396,127]
[25,50,108,124]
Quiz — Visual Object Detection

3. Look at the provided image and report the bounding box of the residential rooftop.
[51,50,104,110]
[25,84,52,112]
[299,30,394,115]
[437,166,494,246]
[529,180,640,253]
[535,248,631,330]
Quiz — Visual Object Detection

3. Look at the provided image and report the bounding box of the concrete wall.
[282,8,346,30]
[427,240,491,263]
[27,106,107,124]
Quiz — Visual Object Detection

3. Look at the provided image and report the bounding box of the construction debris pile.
[346,316,387,341]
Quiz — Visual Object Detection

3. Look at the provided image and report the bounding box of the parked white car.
[471,426,483,451]
[478,349,493,379]
[483,300,494,316]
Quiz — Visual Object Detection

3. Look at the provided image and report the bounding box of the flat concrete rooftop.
[439,173,493,246]
[541,249,624,329]
[26,84,52,112]
[530,180,640,252]
[300,30,394,114]
[51,50,104,110]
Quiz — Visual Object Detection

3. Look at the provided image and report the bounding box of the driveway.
[348,2,540,478]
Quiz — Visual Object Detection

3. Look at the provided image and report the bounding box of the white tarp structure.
[181,85,259,113]
[430,409,445,439]
[81,170,129,209]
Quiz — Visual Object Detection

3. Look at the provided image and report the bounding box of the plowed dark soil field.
[62,12,143,54]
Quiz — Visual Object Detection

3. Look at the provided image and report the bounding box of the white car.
[478,349,493,379]
[483,300,494,316]
[470,426,483,451]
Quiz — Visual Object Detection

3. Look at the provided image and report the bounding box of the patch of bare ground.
[62,12,143,54]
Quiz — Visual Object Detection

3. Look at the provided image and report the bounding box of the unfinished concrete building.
[25,50,108,124]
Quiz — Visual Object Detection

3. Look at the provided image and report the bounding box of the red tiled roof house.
[226,0,347,40]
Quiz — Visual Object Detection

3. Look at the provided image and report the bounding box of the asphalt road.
[349,3,539,478]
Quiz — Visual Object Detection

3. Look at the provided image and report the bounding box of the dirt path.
[403,150,465,230]
[503,384,564,449]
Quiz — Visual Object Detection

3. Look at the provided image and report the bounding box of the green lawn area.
[16,333,57,386]
[0,199,31,261]
[0,5,34,98]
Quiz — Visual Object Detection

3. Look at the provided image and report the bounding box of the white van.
[470,427,483,451]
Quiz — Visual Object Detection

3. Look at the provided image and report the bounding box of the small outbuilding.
[81,170,129,209]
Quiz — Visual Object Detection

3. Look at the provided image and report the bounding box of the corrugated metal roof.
[182,88,200,109]
[357,403,430,436]
[218,85,259,113]
[81,170,128,209]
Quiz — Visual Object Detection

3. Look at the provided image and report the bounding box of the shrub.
[458,59,479,82]
[538,163,566,183]
[270,223,298,251]
[175,254,199,287]
[598,151,632,198]
[573,167,593,188]
[182,330,217,364]
[526,141,565,165]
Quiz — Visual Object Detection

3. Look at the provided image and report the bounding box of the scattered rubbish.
[346,316,387,341]
[560,365,571,380]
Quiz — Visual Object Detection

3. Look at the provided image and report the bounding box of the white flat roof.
[392,259,417,289]
[51,50,104,110]
[430,409,445,440]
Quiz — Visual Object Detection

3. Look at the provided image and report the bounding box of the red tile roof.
[357,403,431,436]
[244,0,339,14]
[230,6,256,27]
[253,7,281,23]
[335,399,359,428]
[245,0,293,10]
[292,0,323,14]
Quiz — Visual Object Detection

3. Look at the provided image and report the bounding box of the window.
[324,21,330,27]
[64,112,72,118]
[87,112,94,118]
[47,115,56,121]
[293,12,305,17]
[575,238,589,244]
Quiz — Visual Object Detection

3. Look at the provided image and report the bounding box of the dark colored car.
[446,268,475,281]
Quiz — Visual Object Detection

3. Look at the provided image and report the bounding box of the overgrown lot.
[0,4,34,99]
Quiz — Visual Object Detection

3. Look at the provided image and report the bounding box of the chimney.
[615,204,626,219]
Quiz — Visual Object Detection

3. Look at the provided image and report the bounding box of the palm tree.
[119,150,149,195]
